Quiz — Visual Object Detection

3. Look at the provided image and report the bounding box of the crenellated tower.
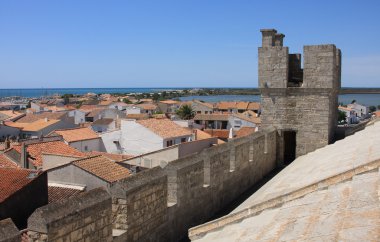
[259,29,341,163]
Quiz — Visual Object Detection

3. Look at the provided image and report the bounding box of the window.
[166,140,173,147]
[84,145,88,151]
[181,138,186,143]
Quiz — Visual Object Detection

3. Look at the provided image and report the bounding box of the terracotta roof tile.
[48,184,84,203]
[204,129,230,139]
[233,113,261,124]
[247,102,260,110]
[160,100,179,105]
[126,114,149,120]
[0,168,42,202]
[194,114,229,121]
[5,119,61,132]
[0,110,25,121]
[50,127,99,143]
[193,100,214,109]
[73,155,131,183]
[235,127,256,138]
[15,112,66,123]
[194,129,225,144]
[136,104,157,110]
[86,151,134,161]
[136,118,191,139]
[12,141,86,167]
[0,154,19,168]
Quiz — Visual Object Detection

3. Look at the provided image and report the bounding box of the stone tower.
[258,29,341,163]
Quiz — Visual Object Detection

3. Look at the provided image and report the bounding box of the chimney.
[44,117,48,122]
[4,137,10,149]
[20,143,29,169]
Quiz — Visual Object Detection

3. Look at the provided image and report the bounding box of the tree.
[351,99,356,104]
[176,104,195,120]
[152,93,160,101]
[123,98,132,104]
[338,110,347,124]
[369,106,376,113]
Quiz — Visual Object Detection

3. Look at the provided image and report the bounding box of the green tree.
[369,106,376,113]
[338,110,347,124]
[351,99,356,104]
[176,104,195,120]
[152,93,160,101]
[123,98,132,104]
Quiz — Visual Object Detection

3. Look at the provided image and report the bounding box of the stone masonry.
[259,29,341,159]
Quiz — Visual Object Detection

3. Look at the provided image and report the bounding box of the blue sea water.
[179,94,380,106]
[0,88,379,107]
[0,88,173,98]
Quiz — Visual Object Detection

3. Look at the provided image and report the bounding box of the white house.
[338,106,358,124]
[101,118,192,156]
[125,106,142,115]
[48,127,105,152]
[347,102,368,119]
[67,109,86,125]
[91,118,116,133]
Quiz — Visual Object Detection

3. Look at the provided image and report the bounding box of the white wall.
[121,120,163,155]
[69,138,104,152]
[68,110,86,124]
[125,106,141,115]
[100,129,123,154]
[228,116,257,130]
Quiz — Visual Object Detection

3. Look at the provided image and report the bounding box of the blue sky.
[0,1,379,88]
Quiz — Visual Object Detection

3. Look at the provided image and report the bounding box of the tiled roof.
[126,114,149,120]
[235,127,256,138]
[0,154,19,168]
[48,183,84,203]
[51,127,99,143]
[247,102,260,110]
[0,110,25,121]
[194,129,225,144]
[136,103,157,110]
[160,100,179,105]
[86,151,134,161]
[86,108,106,118]
[194,114,229,121]
[73,155,131,183]
[204,129,230,139]
[92,118,114,125]
[0,168,42,202]
[12,141,86,167]
[217,102,249,110]
[0,141,20,151]
[193,100,214,109]
[15,112,66,123]
[5,119,60,132]
[233,113,261,124]
[136,118,191,139]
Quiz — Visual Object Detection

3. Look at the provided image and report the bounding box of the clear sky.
[0,0,379,88]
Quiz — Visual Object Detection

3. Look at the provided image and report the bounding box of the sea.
[180,94,380,106]
[0,88,379,106]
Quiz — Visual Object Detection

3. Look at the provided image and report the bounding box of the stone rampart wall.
[27,188,112,242]
[111,128,278,241]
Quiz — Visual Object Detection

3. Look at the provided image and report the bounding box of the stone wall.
[27,188,112,242]
[110,128,278,241]
[0,219,20,242]
[259,29,341,158]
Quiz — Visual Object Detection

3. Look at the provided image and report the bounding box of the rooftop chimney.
[20,143,29,169]
[44,117,48,122]
[4,137,10,149]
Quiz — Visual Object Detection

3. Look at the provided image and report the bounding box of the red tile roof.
[73,155,131,183]
[0,154,19,168]
[0,168,42,202]
[15,112,67,123]
[12,141,87,167]
[235,127,256,138]
[50,127,99,143]
[86,151,134,161]
[48,185,84,203]
[204,129,230,139]
[136,118,191,139]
